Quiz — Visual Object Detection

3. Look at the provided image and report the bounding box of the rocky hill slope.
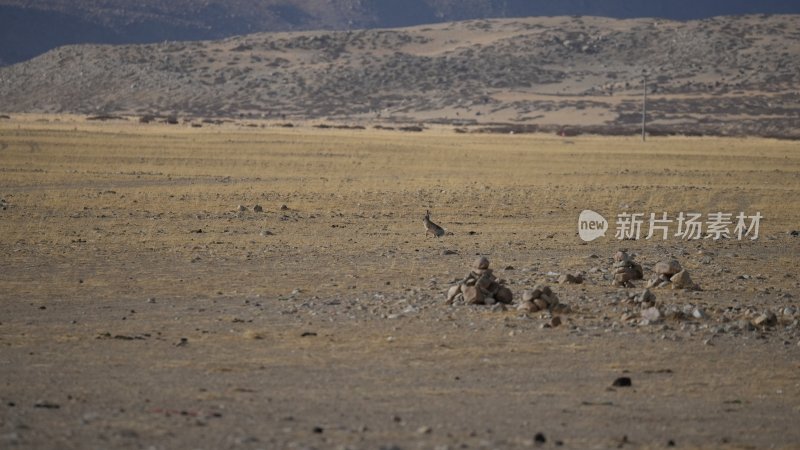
[3,0,800,65]
[1,14,799,138]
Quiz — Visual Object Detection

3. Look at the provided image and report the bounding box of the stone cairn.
[517,284,570,314]
[611,251,643,287]
[446,257,513,306]
[647,259,699,290]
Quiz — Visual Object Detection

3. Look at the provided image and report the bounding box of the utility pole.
[642,70,647,142]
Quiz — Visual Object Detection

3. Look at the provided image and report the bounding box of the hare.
[423,210,445,238]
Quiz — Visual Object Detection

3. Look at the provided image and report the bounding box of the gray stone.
[237,205,247,212]
[692,308,707,320]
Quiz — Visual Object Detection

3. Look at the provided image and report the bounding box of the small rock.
[641,307,662,323]
[534,432,547,444]
[253,205,263,212]
[237,205,247,212]
[612,377,632,387]
[260,230,274,236]
[280,204,289,210]
[692,308,706,320]
[639,288,656,303]
[417,426,432,435]
[473,256,490,270]
[441,249,458,255]
[550,316,562,328]
[670,270,694,289]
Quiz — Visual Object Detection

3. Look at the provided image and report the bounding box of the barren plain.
[1,116,799,449]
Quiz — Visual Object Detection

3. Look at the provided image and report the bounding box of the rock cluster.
[647,259,699,290]
[446,257,513,306]
[517,285,570,314]
[611,251,643,287]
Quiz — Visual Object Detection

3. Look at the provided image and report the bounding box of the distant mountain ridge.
[2,14,798,139]
[2,0,800,65]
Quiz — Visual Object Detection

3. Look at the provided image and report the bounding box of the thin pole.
[642,72,647,142]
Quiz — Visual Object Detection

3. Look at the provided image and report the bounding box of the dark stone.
[612,376,632,387]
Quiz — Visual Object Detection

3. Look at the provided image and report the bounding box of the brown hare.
[423,210,445,238]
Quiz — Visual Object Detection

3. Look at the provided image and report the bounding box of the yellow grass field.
[1,115,799,449]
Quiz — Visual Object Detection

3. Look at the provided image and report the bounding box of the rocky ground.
[1,119,799,449]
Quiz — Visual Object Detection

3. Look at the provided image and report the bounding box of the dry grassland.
[1,116,799,449]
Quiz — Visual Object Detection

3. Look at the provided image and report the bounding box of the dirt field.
[1,116,799,449]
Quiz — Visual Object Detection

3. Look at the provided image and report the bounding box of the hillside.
[1,15,799,138]
[3,0,800,66]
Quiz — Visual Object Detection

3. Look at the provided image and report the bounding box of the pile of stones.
[611,251,643,287]
[647,259,699,290]
[517,285,570,314]
[446,257,513,306]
